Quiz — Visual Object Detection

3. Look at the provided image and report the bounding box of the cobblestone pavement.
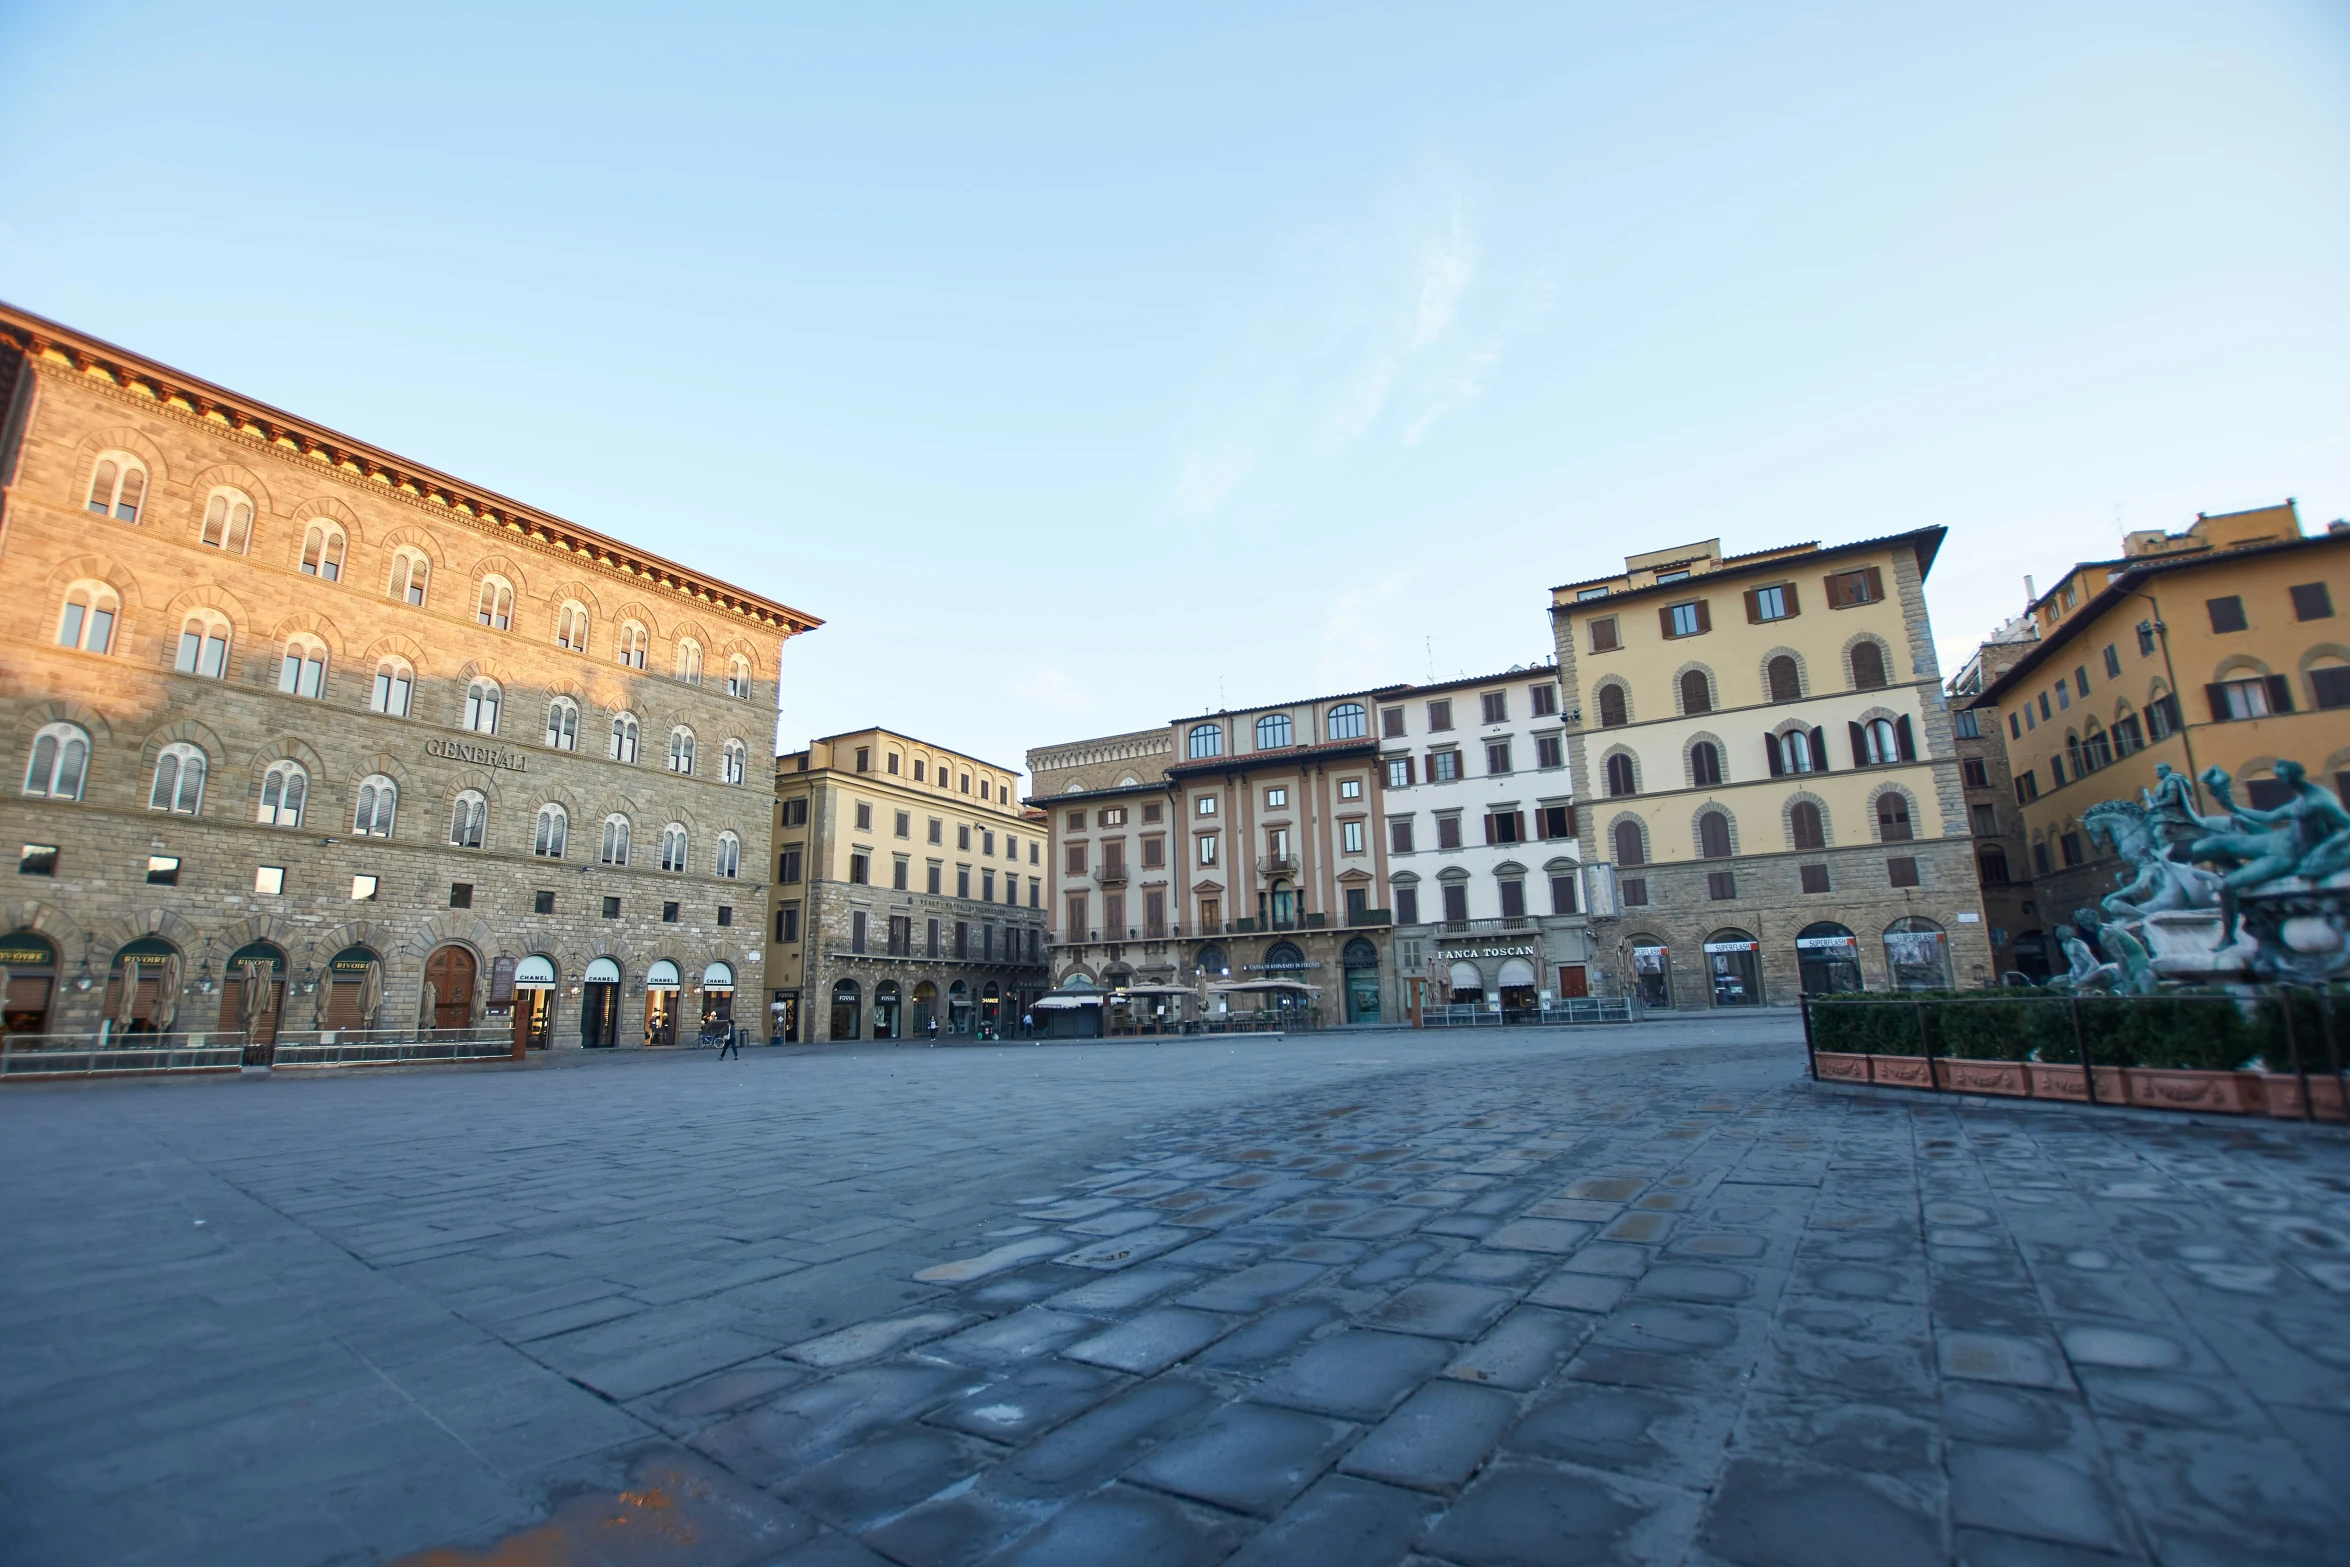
[5,1023,2349,1567]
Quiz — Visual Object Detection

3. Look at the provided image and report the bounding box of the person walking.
[717,1023,741,1060]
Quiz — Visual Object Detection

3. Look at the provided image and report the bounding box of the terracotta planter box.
[1934,1058,2029,1096]
[2025,1063,2128,1103]
[1870,1055,1933,1087]
[2261,1073,2349,1122]
[1812,1052,1871,1084]
[2123,1068,2253,1114]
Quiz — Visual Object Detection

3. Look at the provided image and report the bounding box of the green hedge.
[1806,990,2348,1073]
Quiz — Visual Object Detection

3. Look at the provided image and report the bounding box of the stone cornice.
[1,301,823,639]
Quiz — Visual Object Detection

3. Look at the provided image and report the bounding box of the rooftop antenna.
[1425,637,1436,683]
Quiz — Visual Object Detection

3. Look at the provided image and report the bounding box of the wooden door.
[1557,965,1588,999]
[423,947,476,1031]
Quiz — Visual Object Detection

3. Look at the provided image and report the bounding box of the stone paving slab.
[6,1025,2350,1564]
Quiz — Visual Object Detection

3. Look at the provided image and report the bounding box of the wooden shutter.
[1863,566,1884,602]
[1781,581,1800,616]
[1659,606,1677,638]
[2265,675,2294,713]
[1744,588,1762,623]
[1513,812,1528,844]
[1483,814,1497,845]
[1895,715,1916,761]
[1823,573,1847,609]
[1767,736,1785,778]
[1564,804,1578,836]
[1810,728,1829,772]
[1694,600,1711,633]
[1849,722,1868,768]
[2205,683,2231,723]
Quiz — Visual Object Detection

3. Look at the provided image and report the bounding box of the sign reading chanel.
[426,736,531,773]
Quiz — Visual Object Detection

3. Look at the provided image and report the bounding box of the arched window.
[1680,670,1711,715]
[609,713,639,763]
[22,722,89,800]
[1767,655,1801,703]
[544,697,579,751]
[600,814,630,866]
[550,602,587,653]
[660,822,688,872]
[1256,713,1293,750]
[389,548,430,606]
[1691,741,1722,787]
[175,612,232,678]
[726,655,752,698]
[722,739,746,785]
[463,678,500,735]
[1327,703,1367,740]
[300,523,345,581]
[1777,729,1818,775]
[353,775,396,837]
[199,487,254,553]
[675,639,702,684]
[667,727,695,775]
[1790,799,1825,849]
[277,635,328,699]
[448,790,487,849]
[1850,641,1888,690]
[1612,819,1646,867]
[616,621,647,669]
[86,454,146,521]
[371,657,413,717]
[2082,722,2114,772]
[55,582,119,654]
[715,830,740,879]
[1597,684,1628,727]
[475,576,514,630]
[257,761,307,827]
[1979,845,2010,885]
[1860,717,1899,766]
[1877,793,1913,842]
[1698,810,1732,859]
[1605,753,1636,797]
[149,743,207,815]
[533,803,568,858]
[1188,724,1224,759]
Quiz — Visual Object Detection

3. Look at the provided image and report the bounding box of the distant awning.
[1032,993,1104,1010]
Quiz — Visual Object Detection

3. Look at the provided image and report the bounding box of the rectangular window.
[1800,864,1830,894]
[1971,803,1999,836]
[926,917,940,957]
[1396,886,1420,925]
[1385,757,1413,789]
[2060,831,2084,867]
[2208,677,2280,721]
[1430,750,1460,782]
[2312,667,2350,709]
[1529,683,1558,716]
[1887,857,1921,888]
[2038,693,2050,721]
[1338,778,1363,801]
[1437,815,1463,850]
[1487,812,1524,845]
[1588,617,1620,653]
[889,915,910,956]
[1664,600,1708,638]
[849,853,869,885]
[982,869,996,901]
[1341,820,1365,854]
[1536,736,1563,770]
[2292,582,2334,621]
[1442,883,1470,922]
[854,748,869,772]
[926,818,941,844]
[777,904,801,942]
[1620,877,1649,906]
[1954,709,1981,739]
[958,824,972,850]
[1196,795,1217,816]
[2147,694,2181,738]
[2075,667,2090,697]
[1141,802,1162,824]
[1266,787,1287,807]
[886,752,899,774]
[1100,807,1126,828]
[854,802,872,831]
[1101,840,1124,876]
[1826,567,1883,607]
[781,798,808,827]
[2051,755,2066,786]
[533,889,555,914]
[661,901,679,924]
[852,911,867,952]
[1066,809,1085,830]
[1962,759,1990,788]
[1382,706,1406,737]
[1144,889,1166,938]
[2207,595,2248,633]
[1481,692,1507,724]
[603,896,621,919]
[1499,879,1526,917]
[892,858,909,891]
[1486,741,1512,774]
[1391,818,1414,853]
[1750,583,1792,622]
[1539,805,1573,840]
[2009,713,2021,740]
[1706,870,1736,901]
[1549,873,1577,914]
[1065,844,1086,874]
[2103,644,2122,678]
[926,862,942,895]
[2017,770,2039,802]
[1198,833,1218,866]
[894,811,910,838]
[2034,841,2052,876]
[1427,699,1453,731]
[1199,896,1220,933]
[956,866,971,898]
[445,880,469,908]
[147,855,181,886]
[1141,836,1165,868]
[2056,683,2069,711]
[982,831,996,856]
[2137,621,2157,655]
[1030,878,1041,908]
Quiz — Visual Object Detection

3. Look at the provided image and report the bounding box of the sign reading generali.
[426,736,530,773]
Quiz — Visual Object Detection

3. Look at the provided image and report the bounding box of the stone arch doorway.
[644,960,681,1046]
[911,980,938,1035]
[581,957,621,1048]
[1796,923,1861,995]
[1497,956,1538,1015]
[830,979,862,1041]
[421,944,477,1034]
[512,955,557,1053]
[323,946,384,1032]
[104,936,180,1035]
[1,931,59,1036]
[227,941,289,1063]
[981,982,1002,1034]
[1704,930,1762,1007]
[873,979,901,1041]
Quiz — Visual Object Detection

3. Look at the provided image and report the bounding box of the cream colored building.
[766,729,1047,1041]
[1551,528,1990,1004]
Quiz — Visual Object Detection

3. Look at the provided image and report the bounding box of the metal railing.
[1436,917,1534,935]
[1800,988,2348,1121]
[1256,853,1301,876]
[1094,863,1129,884]
[1,1026,518,1079]
[1423,997,1636,1028]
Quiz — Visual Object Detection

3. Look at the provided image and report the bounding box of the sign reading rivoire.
[426,736,530,772]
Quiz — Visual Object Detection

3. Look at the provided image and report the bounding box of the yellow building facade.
[1972,503,2350,922]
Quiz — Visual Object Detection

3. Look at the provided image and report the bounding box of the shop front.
[1,932,58,1036]
[511,955,556,1053]
[103,937,180,1036]
[644,959,681,1046]
[701,963,735,1035]
[1630,940,1672,1008]
[873,978,901,1040]
[1704,932,1763,1007]
[1343,938,1382,1023]
[323,946,384,1033]
[1796,925,1862,995]
[226,941,288,1064]
[582,957,621,1047]
[769,987,800,1044]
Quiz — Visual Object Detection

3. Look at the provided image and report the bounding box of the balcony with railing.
[1094,860,1128,885]
[1256,852,1301,878]
[1431,916,1535,936]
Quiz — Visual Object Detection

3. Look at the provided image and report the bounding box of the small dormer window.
[1657,569,1690,583]
[1576,586,1609,601]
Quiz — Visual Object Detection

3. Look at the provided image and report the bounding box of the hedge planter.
[1812,1052,1872,1084]
[2025,1063,2129,1103]
[1870,1055,1933,1087]
[2262,1073,2348,1122]
[2123,1068,2255,1114]
[1933,1058,2029,1096]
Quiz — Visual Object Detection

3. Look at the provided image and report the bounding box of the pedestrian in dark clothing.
[717,1025,740,1059]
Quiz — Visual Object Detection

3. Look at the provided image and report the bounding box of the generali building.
[0,303,818,1056]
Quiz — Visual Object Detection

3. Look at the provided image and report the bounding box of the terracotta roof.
[1549,525,1947,605]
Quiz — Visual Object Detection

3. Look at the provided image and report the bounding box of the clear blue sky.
[5,3,2345,781]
